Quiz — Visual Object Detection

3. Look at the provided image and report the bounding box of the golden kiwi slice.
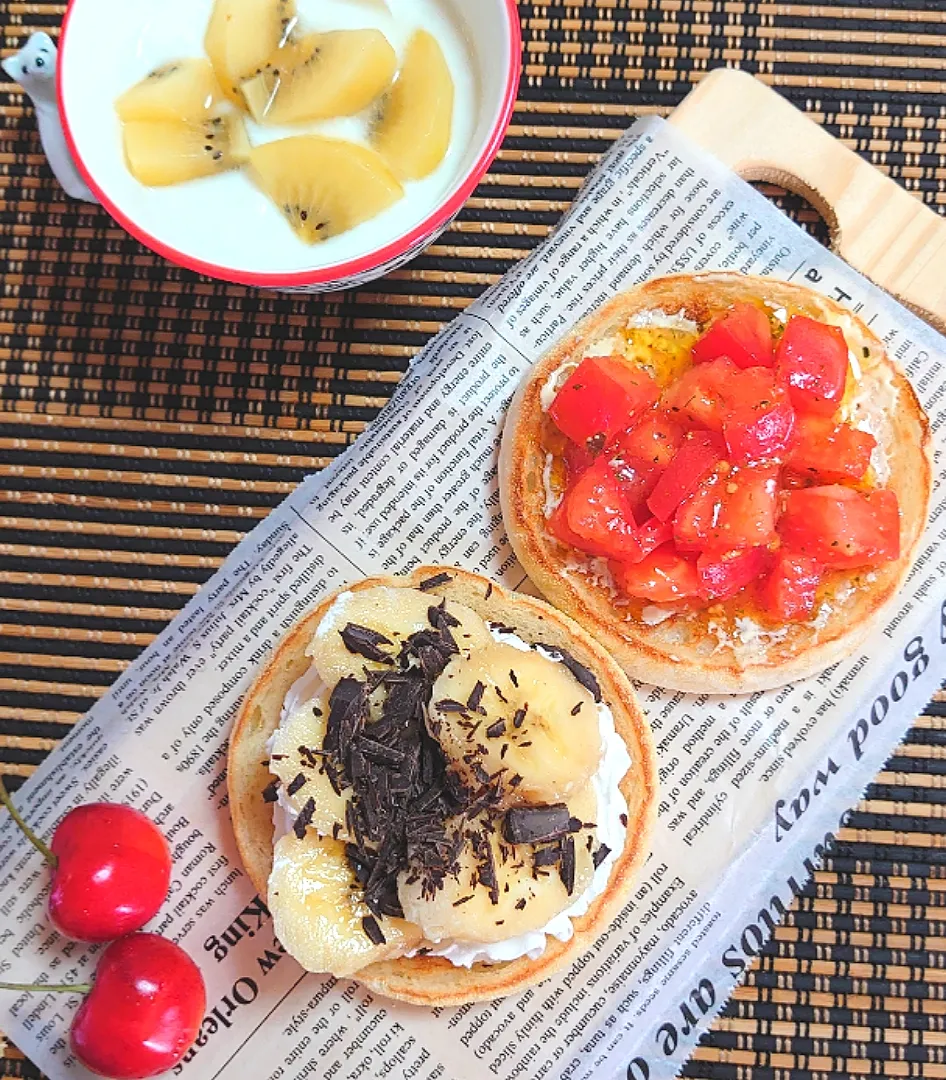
[249,135,404,242]
[241,30,396,125]
[371,30,454,180]
[205,0,298,106]
[122,114,251,187]
[116,59,223,123]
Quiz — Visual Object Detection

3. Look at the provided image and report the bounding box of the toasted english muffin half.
[228,566,657,1006]
[499,273,933,694]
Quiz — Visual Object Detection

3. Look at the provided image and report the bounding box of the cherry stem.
[0,981,92,994]
[0,775,57,868]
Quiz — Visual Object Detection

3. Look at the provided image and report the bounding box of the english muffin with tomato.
[499,273,932,693]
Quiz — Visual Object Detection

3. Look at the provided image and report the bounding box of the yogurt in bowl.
[58,0,520,290]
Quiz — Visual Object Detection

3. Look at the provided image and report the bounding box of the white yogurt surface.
[62,0,478,275]
[271,617,631,968]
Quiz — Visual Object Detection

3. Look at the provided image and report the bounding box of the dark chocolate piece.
[466,681,486,711]
[593,844,612,870]
[533,845,561,868]
[486,720,506,739]
[560,836,576,895]
[571,702,583,716]
[509,670,519,688]
[286,773,307,797]
[362,916,386,946]
[293,798,316,839]
[541,646,602,702]
[434,698,468,714]
[262,780,280,804]
[512,707,527,729]
[429,600,460,630]
[503,804,571,845]
[419,572,452,591]
[340,623,394,664]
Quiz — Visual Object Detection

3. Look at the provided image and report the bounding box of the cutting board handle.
[669,69,946,334]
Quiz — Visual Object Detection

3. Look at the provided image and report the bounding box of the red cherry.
[70,935,206,1079]
[48,804,172,942]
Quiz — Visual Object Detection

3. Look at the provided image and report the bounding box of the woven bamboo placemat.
[2,1,945,1076]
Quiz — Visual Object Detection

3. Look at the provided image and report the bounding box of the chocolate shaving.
[293,798,316,839]
[485,583,493,600]
[486,720,506,739]
[571,702,583,716]
[533,845,561,868]
[620,813,628,828]
[452,895,474,907]
[515,898,527,910]
[541,646,602,702]
[466,681,486,711]
[340,624,394,664]
[560,836,576,895]
[512,707,527,729]
[504,804,571,845]
[419,572,453,591]
[262,780,280,804]
[429,600,460,630]
[361,916,386,946]
[434,698,468,714]
[509,670,519,688]
[593,844,612,870]
[359,738,406,767]
[286,773,307,796]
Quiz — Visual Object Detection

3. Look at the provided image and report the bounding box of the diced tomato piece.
[563,440,597,481]
[778,485,901,568]
[646,431,726,523]
[692,302,774,370]
[664,358,737,432]
[636,517,674,559]
[549,356,660,446]
[723,370,796,464]
[609,453,662,519]
[787,415,876,483]
[775,316,848,416]
[547,495,598,553]
[615,548,701,603]
[673,471,722,553]
[614,412,683,469]
[759,552,823,623]
[675,464,779,552]
[697,547,770,601]
[562,456,643,562]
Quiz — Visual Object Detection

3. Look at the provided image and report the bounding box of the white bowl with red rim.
[58,0,521,291]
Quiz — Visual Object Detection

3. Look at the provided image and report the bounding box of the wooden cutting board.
[669,69,946,334]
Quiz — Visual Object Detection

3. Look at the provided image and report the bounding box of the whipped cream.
[270,615,630,969]
[539,361,579,412]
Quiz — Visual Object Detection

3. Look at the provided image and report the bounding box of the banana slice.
[269,689,350,839]
[398,789,598,945]
[429,643,603,805]
[306,586,493,689]
[270,833,422,978]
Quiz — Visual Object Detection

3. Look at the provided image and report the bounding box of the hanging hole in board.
[749,181,833,249]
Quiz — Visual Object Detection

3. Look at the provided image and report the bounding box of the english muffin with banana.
[500,273,932,694]
[228,566,657,1006]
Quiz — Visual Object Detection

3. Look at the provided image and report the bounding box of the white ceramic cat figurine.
[2,32,97,202]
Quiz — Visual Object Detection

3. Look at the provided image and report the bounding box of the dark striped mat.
[2,1,945,1076]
